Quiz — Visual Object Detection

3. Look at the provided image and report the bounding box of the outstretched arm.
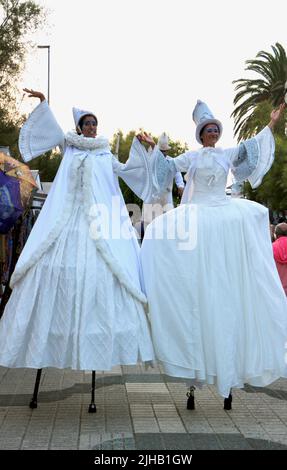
[23,88,46,102]
[230,103,286,190]
[136,132,156,149]
[19,88,65,162]
[268,102,286,131]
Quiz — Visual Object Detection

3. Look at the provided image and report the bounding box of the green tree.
[240,101,287,209]
[232,43,287,140]
[0,0,44,156]
[28,151,62,182]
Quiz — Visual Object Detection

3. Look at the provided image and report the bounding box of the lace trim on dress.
[232,138,259,183]
[82,154,147,306]
[65,131,109,151]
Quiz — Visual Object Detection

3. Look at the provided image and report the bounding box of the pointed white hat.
[72,107,97,128]
[158,132,171,151]
[192,100,222,144]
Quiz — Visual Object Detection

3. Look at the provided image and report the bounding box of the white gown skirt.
[141,198,287,397]
[0,204,154,370]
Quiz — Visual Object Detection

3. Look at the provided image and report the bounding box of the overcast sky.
[21,0,287,148]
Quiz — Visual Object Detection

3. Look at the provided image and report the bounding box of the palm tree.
[232,42,287,140]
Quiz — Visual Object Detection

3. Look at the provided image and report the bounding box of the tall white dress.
[141,127,287,398]
[0,101,154,370]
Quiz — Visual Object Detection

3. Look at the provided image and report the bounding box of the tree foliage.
[0,0,44,157]
[240,101,287,209]
[0,0,44,110]
[28,151,62,183]
[232,43,287,140]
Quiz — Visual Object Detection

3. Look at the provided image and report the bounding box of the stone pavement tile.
[246,436,287,450]
[22,443,50,450]
[106,424,133,434]
[181,415,217,434]
[0,367,8,380]
[135,433,165,450]
[105,402,129,412]
[217,433,253,450]
[157,418,186,433]
[261,424,287,434]
[188,433,222,450]
[50,432,79,450]
[0,437,23,450]
[127,393,152,404]
[0,411,7,427]
[133,418,160,433]
[130,404,154,417]
[153,404,179,418]
[162,433,194,450]
[185,424,214,434]
[21,433,52,450]
[264,434,287,446]
[207,417,237,434]
[151,394,173,404]
[235,426,266,437]
[82,432,135,450]
[79,434,92,449]
[126,383,169,393]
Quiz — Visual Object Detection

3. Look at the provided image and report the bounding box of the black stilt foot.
[223,393,232,410]
[29,368,42,409]
[186,386,195,410]
[88,370,97,413]
[29,398,38,409]
[88,403,97,413]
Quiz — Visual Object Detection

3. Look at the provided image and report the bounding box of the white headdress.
[192,100,222,144]
[158,132,171,151]
[72,107,97,129]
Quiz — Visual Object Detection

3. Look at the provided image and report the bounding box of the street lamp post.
[37,45,50,104]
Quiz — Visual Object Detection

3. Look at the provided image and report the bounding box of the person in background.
[141,132,185,231]
[273,222,287,295]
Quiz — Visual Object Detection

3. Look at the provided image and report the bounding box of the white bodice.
[190,149,229,206]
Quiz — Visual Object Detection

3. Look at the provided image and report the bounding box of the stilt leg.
[29,368,42,409]
[88,370,97,413]
[186,386,196,410]
[223,390,232,410]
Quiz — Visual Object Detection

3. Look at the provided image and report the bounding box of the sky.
[20,0,287,149]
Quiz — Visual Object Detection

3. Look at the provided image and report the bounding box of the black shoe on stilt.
[186,386,195,410]
[223,393,232,410]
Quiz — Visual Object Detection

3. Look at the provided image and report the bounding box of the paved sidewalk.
[0,364,287,450]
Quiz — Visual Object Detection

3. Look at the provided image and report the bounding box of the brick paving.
[0,364,287,450]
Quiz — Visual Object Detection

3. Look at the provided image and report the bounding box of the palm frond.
[232,43,287,139]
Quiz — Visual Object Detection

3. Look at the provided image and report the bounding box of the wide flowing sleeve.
[112,137,173,203]
[19,100,65,162]
[228,126,275,189]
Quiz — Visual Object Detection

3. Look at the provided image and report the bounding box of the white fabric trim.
[82,157,148,306]
[248,126,275,188]
[10,153,80,287]
[19,100,65,162]
[65,131,109,151]
[11,149,147,306]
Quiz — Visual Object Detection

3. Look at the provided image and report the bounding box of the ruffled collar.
[65,131,109,150]
[198,146,223,155]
